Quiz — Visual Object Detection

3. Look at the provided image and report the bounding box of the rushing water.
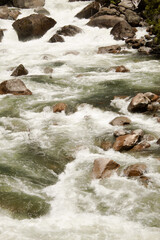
[0,0,160,239]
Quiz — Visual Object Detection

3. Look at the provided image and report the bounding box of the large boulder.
[92,158,120,179]
[128,93,151,113]
[113,133,140,151]
[125,9,141,27]
[57,25,82,37]
[98,44,121,54]
[110,20,135,40]
[0,79,32,95]
[12,0,45,8]
[11,64,28,77]
[87,15,124,28]
[75,1,100,19]
[12,14,56,41]
[124,163,147,177]
[110,116,131,126]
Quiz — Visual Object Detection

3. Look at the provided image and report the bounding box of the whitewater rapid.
[0,0,160,239]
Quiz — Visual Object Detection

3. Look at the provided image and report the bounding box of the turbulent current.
[0,0,160,239]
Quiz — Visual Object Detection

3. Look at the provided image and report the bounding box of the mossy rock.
[0,191,50,219]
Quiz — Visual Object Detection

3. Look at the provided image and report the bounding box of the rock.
[138,46,152,55]
[87,15,124,29]
[43,67,53,74]
[100,141,112,151]
[98,45,121,54]
[125,37,145,48]
[0,29,4,42]
[12,14,56,41]
[110,20,135,40]
[75,1,100,19]
[110,116,131,126]
[124,163,147,177]
[57,25,82,37]
[125,9,141,27]
[0,6,20,20]
[128,93,151,113]
[0,79,32,95]
[34,7,50,15]
[115,65,130,72]
[144,92,159,102]
[139,175,150,187]
[118,0,135,10]
[130,141,151,151]
[92,158,120,179]
[113,133,140,151]
[143,134,156,141]
[156,138,160,145]
[48,34,64,43]
[147,102,160,112]
[12,0,45,8]
[131,129,144,139]
[91,7,120,19]
[65,51,79,55]
[11,64,28,77]
[114,129,129,137]
[53,102,68,113]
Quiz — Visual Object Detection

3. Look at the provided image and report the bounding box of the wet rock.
[138,46,152,55]
[130,141,151,151]
[115,65,130,72]
[110,116,131,126]
[11,64,28,77]
[92,158,120,179]
[34,7,50,15]
[147,102,160,112]
[110,20,135,40]
[125,37,145,49]
[156,138,160,145]
[57,25,82,37]
[100,141,112,151]
[131,129,144,139]
[0,6,20,20]
[53,102,68,113]
[75,1,100,19]
[49,34,64,43]
[12,14,56,41]
[128,93,151,113]
[114,129,129,137]
[98,45,121,54]
[125,9,141,27]
[139,175,150,187]
[113,95,129,100]
[43,67,53,74]
[92,7,120,18]
[143,134,156,142]
[65,51,79,55]
[113,133,140,151]
[144,92,159,102]
[124,163,147,177]
[0,79,32,95]
[87,15,124,29]
[12,0,45,8]
[0,29,4,42]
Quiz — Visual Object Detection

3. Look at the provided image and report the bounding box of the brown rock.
[12,14,56,41]
[49,34,64,43]
[75,1,100,19]
[34,7,50,15]
[0,6,20,20]
[110,20,135,40]
[87,15,124,28]
[128,93,151,113]
[113,133,140,151]
[110,116,131,126]
[0,79,32,95]
[144,92,159,102]
[138,46,152,55]
[11,64,28,77]
[115,65,130,72]
[143,134,156,142]
[130,141,150,151]
[43,67,53,74]
[53,102,68,113]
[139,175,150,187]
[114,129,129,137]
[125,9,141,27]
[12,0,45,8]
[124,163,147,177]
[91,7,120,18]
[57,25,82,37]
[100,141,112,151]
[92,158,120,179]
[98,45,121,54]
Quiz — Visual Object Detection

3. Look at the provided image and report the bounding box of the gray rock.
[87,15,124,28]
[12,0,45,8]
[110,20,135,40]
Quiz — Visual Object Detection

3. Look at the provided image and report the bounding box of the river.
[0,0,160,239]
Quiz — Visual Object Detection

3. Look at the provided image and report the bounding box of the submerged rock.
[92,158,120,179]
[0,79,32,95]
[130,141,151,151]
[12,14,56,41]
[11,64,28,77]
[75,1,100,19]
[57,25,82,37]
[115,65,130,72]
[0,6,20,20]
[98,45,121,54]
[48,34,64,43]
[110,116,131,126]
[100,141,112,151]
[53,102,68,113]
